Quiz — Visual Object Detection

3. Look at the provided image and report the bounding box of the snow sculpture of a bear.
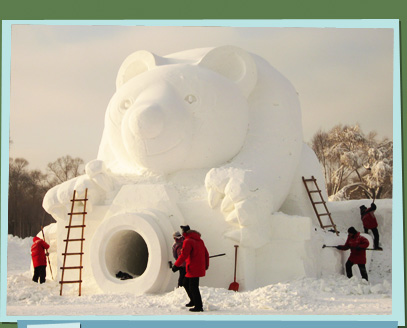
[99,45,303,245]
[43,46,332,295]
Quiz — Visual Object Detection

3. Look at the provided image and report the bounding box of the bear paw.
[43,160,114,220]
[205,167,272,248]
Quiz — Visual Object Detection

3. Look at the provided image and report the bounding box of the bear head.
[98,46,258,175]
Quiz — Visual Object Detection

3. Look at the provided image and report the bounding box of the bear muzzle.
[130,105,164,140]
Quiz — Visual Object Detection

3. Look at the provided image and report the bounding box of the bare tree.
[8,155,85,238]
[8,158,54,237]
[46,155,84,186]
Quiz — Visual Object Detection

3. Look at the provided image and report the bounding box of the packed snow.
[6,199,392,316]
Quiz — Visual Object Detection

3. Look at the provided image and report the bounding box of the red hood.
[184,230,202,240]
[33,236,40,242]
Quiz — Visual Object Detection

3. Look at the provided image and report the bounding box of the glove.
[172,265,180,273]
[355,247,362,251]
[336,246,343,250]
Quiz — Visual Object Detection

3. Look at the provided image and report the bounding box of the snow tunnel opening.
[105,230,149,279]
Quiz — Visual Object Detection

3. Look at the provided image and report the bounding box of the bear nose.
[131,105,164,139]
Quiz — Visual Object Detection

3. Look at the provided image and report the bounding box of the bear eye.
[184,94,197,105]
[120,98,132,110]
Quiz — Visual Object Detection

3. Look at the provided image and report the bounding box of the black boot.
[185,301,194,307]
[189,307,204,312]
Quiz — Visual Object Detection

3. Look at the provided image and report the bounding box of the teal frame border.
[0,18,404,328]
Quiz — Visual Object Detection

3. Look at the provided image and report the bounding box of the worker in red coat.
[172,225,209,312]
[336,227,369,281]
[31,236,50,284]
[360,202,382,250]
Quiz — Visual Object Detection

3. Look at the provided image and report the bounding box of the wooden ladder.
[302,176,339,235]
[59,188,88,296]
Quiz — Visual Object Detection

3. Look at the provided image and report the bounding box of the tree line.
[8,155,84,238]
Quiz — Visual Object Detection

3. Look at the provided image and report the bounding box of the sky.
[8,24,394,172]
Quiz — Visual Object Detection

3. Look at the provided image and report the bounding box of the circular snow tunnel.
[90,212,172,294]
[104,230,149,277]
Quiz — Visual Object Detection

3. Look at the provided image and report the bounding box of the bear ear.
[116,50,157,89]
[198,46,257,97]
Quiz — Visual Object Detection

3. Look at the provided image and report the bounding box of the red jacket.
[361,203,378,229]
[174,230,209,278]
[341,232,370,264]
[31,236,50,268]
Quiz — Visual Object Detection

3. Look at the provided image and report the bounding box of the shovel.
[228,245,239,292]
[322,244,382,251]
[41,226,54,280]
[168,253,227,268]
[322,244,338,249]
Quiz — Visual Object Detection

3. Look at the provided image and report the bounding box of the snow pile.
[7,235,32,275]
[6,270,391,316]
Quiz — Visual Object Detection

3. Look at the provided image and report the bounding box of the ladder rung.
[302,177,338,236]
[318,213,331,216]
[61,188,87,297]
[61,266,83,270]
[59,280,83,284]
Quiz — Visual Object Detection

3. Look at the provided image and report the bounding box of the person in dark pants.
[31,236,50,284]
[172,231,186,288]
[336,227,369,281]
[172,225,209,312]
[360,202,382,250]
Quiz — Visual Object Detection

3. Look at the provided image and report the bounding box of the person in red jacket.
[31,236,50,284]
[172,225,209,312]
[336,227,369,281]
[360,202,382,250]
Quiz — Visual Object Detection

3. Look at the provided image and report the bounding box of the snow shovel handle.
[233,245,238,282]
[169,253,226,269]
[323,244,381,251]
[41,226,54,280]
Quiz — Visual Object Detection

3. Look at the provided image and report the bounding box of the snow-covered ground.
[6,199,392,316]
